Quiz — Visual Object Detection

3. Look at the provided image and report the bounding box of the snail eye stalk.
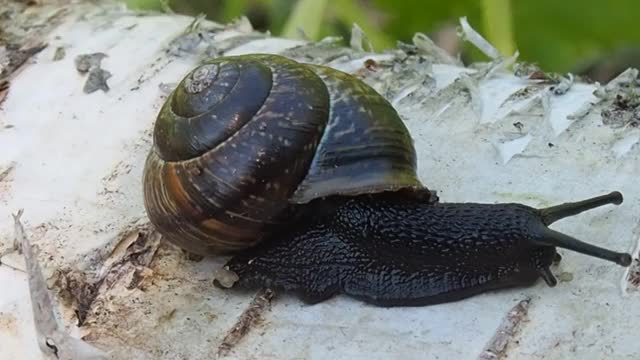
[539,191,623,225]
[533,191,632,267]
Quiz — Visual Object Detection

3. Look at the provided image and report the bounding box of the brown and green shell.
[143,54,425,255]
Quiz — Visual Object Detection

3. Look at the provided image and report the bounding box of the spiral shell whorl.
[145,55,332,254]
[154,58,274,161]
[143,54,424,255]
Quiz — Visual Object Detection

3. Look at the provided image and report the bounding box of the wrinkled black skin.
[221,192,559,306]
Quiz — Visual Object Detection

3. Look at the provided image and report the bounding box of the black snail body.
[143,53,633,306]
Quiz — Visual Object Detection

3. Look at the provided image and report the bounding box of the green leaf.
[512,0,640,72]
[372,0,482,44]
[220,0,250,22]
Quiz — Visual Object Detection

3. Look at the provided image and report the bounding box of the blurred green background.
[128,0,640,82]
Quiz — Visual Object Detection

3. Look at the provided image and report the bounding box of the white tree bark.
[0,2,639,359]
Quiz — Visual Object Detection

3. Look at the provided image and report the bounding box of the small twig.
[478,299,531,360]
[216,288,275,358]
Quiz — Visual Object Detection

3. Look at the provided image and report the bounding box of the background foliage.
[128,0,640,82]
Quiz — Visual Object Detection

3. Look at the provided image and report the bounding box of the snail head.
[525,191,632,286]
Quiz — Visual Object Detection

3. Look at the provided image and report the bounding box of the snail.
[143,54,633,306]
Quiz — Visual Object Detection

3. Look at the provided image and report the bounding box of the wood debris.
[216,288,275,358]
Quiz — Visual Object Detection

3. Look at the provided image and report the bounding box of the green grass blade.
[481,0,515,56]
[281,0,329,39]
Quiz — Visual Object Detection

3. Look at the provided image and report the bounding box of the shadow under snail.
[142,53,633,306]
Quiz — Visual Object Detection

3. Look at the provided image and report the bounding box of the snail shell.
[143,54,426,255]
